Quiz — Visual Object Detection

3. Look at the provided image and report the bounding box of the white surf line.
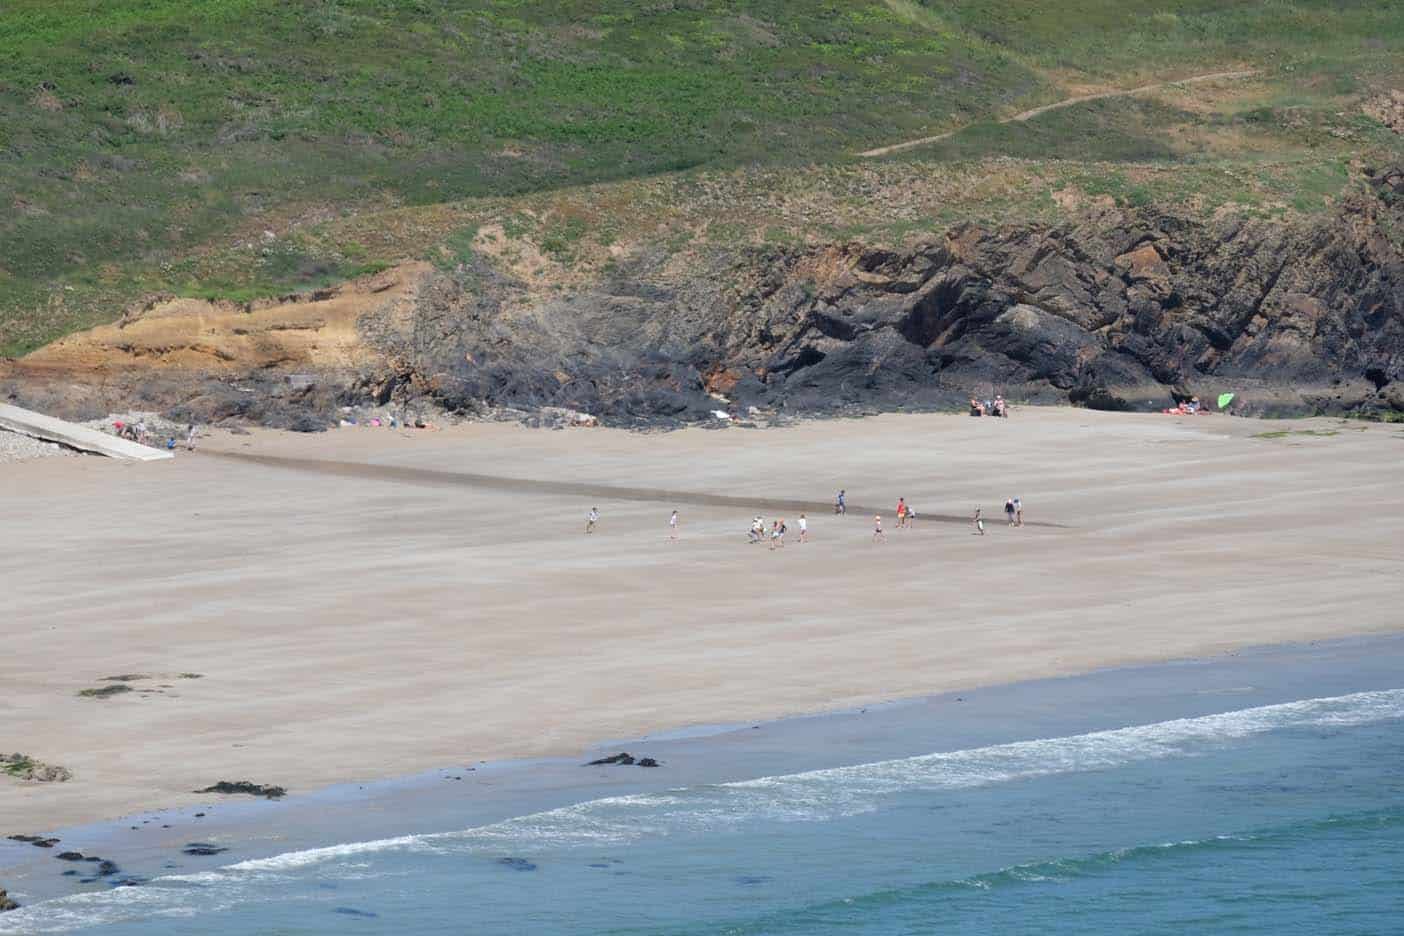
[5,686,1400,933]
[857,69,1258,158]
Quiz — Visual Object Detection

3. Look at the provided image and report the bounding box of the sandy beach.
[3,408,1401,832]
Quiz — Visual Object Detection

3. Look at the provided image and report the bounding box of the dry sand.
[2,409,1401,831]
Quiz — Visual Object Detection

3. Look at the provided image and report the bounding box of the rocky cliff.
[6,167,1402,427]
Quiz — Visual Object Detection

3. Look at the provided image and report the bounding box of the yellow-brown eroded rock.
[21,262,433,374]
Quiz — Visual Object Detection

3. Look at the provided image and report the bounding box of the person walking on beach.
[586,507,599,534]
[669,509,679,541]
[896,498,907,529]
[1013,497,1023,527]
[185,422,199,452]
[973,507,985,536]
[835,490,846,515]
[798,513,808,543]
[1004,498,1016,526]
[873,514,886,543]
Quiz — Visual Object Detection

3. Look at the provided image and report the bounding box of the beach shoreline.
[3,409,1401,841]
[3,631,1402,921]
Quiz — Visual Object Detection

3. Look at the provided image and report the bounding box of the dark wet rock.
[194,780,286,799]
[586,753,635,766]
[82,856,100,862]
[8,835,60,848]
[182,843,228,856]
[497,857,538,872]
[96,860,119,877]
[55,851,85,861]
[113,878,146,888]
[0,887,17,912]
[333,907,380,919]
[61,869,78,877]
[76,684,133,699]
[194,813,206,818]
[636,758,661,768]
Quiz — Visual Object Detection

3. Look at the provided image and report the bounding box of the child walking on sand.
[873,515,886,543]
[1013,497,1023,527]
[798,513,808,543]
[669,509,679,540]
[586,507,599,534]
[972,507,985,535]
[896,498,907,528]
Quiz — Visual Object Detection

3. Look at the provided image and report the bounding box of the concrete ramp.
[0,403,174,462]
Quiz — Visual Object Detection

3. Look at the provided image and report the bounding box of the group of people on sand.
[969,395,1009,417]
[585,493,1024,543]
[111,419,199,451]
[749,514,809,548]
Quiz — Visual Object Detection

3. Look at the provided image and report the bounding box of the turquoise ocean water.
[4,679,1401,934]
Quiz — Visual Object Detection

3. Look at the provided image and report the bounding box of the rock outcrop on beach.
[0,887,18,912]
[4,166,1401,426]
[194,781,286,799]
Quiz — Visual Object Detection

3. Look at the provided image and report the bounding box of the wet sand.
[2,409,1401,831]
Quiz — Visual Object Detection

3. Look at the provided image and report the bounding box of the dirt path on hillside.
[858,69,1258,158]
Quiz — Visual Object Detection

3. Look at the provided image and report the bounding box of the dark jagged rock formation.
[357,166,1404,422]
[6,166,1401,425]
[194,781,286,799]
[0,887,18,912]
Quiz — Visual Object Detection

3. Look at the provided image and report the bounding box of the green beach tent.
[1217,392,1235,409]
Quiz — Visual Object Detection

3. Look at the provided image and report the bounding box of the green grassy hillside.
[2,0,1401,355]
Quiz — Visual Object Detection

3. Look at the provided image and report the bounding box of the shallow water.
[6,685,1401,934]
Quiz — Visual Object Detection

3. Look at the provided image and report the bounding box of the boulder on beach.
[194,780,286,799]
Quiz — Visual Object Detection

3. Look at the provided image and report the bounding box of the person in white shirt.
[798,513,808,543]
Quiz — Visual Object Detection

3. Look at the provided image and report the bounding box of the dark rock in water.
[82,856,101,862]
[96,860,119,877]
[0,887,17,912]
[333,907,379,919]
[736,875,772,886]
[113,878,145,888]
[497,857,538,872]
[194,780,286,799]
[636,758,660,768]
[8,834,60,848]
[193,813,206,818]
[182,843,228,856]
[585,753,635,766]
[61,869,78,877]
[55,851,85,861]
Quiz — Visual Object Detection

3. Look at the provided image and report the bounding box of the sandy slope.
[2,409,1400,831]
